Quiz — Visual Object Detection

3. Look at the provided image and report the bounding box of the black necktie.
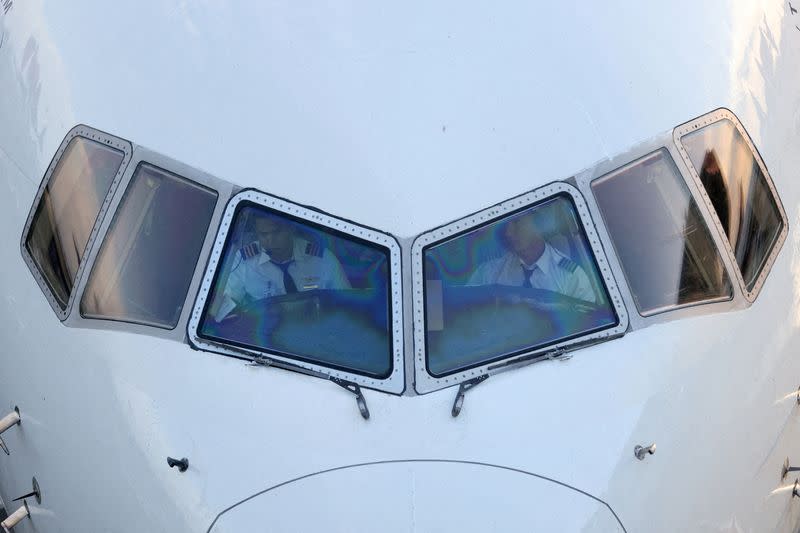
[522,266,535,288]
[272,261,297,293]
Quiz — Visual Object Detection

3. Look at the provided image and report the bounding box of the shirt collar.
[257,244,298,266]
[518,243,554,277]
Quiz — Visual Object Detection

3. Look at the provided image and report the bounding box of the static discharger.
[0,407,21,455]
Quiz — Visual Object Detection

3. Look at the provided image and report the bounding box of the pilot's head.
[254,214,295,263]
[502,211,545,265]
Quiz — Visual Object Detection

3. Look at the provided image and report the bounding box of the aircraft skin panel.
[208,461,624,532]
[0,0,798,532]
[0,1,795,237]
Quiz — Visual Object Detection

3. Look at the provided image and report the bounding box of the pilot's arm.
[560,262,597,303]
[321,248,352,290]
[466,258,501,286]
[213,264,248,321]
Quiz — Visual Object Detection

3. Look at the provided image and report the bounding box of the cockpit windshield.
[422,194,619,376]
[197,203,393,378]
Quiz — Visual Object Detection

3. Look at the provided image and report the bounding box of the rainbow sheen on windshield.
[423,195,618,376]
[199,204,392,378]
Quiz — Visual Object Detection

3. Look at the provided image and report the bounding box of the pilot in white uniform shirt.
[214,215,351,320]
[467,211,596,303]
[468,242,596,303]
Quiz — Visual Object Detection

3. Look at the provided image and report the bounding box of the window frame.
[411,182,629,394]
[78,161,221,330]
[674,108,788,303]
[20,125,133,320]
[187,189,406,395]
[64,146,233,341]
[588,148,735,317]
[574,133,746,331]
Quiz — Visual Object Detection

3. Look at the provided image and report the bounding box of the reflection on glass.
[681,119,783,290]
[25,138,124,308]
[592,150,732,316]
[199,205,392,378]
[81,164,218,329]
[423,195,618,376]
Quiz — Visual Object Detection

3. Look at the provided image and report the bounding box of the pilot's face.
[503,213,544,256]
[255,217,294,261]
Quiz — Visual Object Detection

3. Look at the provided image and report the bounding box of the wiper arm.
[330,377,370,420]
[451,374,489,418]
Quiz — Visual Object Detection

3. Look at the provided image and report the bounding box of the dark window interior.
[81,164,218,329]
[25,137,124,308]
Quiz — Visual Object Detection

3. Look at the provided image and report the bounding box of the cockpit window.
[591,150,732,315]
[422,193,619,377]
[196,202,394,379]
[25,137,125,309]
[80,164,218,329]
[680,119,784,292]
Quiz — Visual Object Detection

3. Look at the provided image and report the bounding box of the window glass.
[592,150,732,315]
[25,138,124,308]
[423,195,618,377]
[197,204,392,378]
[681,119,783,291]
[81,164,217,328]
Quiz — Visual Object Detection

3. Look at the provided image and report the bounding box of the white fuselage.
[1,1,800,532]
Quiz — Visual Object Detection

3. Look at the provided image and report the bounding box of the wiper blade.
[450,336,616,418]
[487,335,611,373]
[241,348,327,379]
[223,345,371,420]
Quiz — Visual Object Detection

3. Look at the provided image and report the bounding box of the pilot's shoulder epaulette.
[239,242,260,260]
[304,241,323,257]
[558,257,578,273]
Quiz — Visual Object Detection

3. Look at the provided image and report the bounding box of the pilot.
[468,211,597,303]
[214,213,351,320]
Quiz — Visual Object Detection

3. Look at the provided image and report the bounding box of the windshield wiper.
[219,345,370,420]
[487,335,612,373]
[450,336,616,418]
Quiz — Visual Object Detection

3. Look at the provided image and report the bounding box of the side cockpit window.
[678,115,786,296]
[22,129,130,316]
[190,191,404,391]
[591,150,732,315]
[413,184,628,391]
[80,164,218,329]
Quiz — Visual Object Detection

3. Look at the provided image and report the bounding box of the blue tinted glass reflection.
[199,205,392,378]
[424,195,617,376]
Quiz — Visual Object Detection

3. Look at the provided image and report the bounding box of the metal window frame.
[411,182,629,395]
[573,138,745,329]
[65,145,233,342]
[187,189,406,395]
[19,125,133,321]
[673,108,788,303]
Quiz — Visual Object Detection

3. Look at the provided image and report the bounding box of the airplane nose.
[208,460,623,532]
